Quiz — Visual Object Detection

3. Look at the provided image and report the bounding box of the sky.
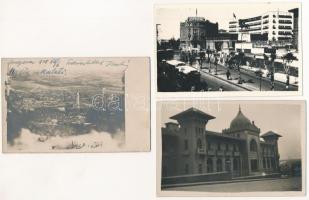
[155,2,300,40]
[159,100,304,160]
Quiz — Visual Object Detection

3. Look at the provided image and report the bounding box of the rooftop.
[261,131,282,138]
[170,107,215,121]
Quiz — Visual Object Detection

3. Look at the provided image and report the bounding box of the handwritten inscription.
[7,58,129,78]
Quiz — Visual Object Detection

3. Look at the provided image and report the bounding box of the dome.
[230,106,252,129]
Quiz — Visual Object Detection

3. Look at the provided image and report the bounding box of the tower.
[261,131,282,171]
[170,107,215,175]
[76,92,80,109]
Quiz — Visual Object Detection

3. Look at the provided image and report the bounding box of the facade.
[180,16,218,50]
[162,107,281,178]
[229,11,294,41]
[288,8,299,50]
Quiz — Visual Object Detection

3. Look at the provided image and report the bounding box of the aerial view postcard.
[2,57,150,153]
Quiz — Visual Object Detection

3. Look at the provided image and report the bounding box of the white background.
[0,0,307,200]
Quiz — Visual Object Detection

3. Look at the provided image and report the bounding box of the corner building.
[162,107,281,178]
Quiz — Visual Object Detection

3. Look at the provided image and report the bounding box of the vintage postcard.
[155,2,302,97]
[156,100,306,196]
[2,57,150,153]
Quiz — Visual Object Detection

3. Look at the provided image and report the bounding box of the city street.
[200,61,298,91]
[172,52,298,91]
[165,177,302,192]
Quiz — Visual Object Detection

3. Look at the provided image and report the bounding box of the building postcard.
[156,100,306,196]
[155,2,302,97]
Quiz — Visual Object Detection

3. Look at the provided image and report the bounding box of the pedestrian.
[219,86,224,92]
[286,74,290,89]
[226,69,231,80]
[270,82,275,91]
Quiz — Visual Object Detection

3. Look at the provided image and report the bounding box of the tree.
[206,47,212,73]
[235,52,245,84]
[282,52,297,88]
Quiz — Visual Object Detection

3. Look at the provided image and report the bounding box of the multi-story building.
[229,11,294,41]
[162,107,281,178]
[180,16,218,50]
[289,8,299,50]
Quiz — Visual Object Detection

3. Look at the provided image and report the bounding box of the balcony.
[279,15,292,19]
[207,149,216,156]
[196,148,207,155]
[279,20,292,24]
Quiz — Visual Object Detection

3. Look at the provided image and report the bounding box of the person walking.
[226,69,231,80]
[270,72,275,91]
[286,74,290,89]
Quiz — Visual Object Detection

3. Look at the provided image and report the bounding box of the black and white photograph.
[2,57,151,153]
[157,100,305,196]
[156,3,301,93]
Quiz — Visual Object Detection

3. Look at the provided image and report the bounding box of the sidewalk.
[191,62,257,91]
[162,173,281,189]
[190,61,298,91]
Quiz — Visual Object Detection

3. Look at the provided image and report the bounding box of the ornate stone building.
[180,16,218,50]
[162,107,281,178]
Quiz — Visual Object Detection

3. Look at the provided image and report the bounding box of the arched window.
[225,158,231,172]
[250,139,258,152]
[216,159,223,172]
[207,158,213,173]
[197,138,202,149]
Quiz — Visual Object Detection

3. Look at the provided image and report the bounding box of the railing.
[278,26,292,30]
[279,20,292,24]
[279,15,292,19]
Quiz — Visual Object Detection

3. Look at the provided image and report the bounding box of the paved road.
[199,61,298,91]
[199,70,248,91]
[165,177,302,192]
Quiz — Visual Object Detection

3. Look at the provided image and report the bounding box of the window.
[197,139,202,149]
[233,158,239,171]
[233,144,236,151]
[251,159,258,172]
[207,158,213,173]
[207,142,211,150]
[250,139,258,152]
[216,159,223,172]
[217,142,221,150]
[226,143,229,151]
[184,139,188,150]
[263,158,266,168]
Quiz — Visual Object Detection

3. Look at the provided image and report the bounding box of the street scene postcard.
[2,57,150,153]
[155,2,302,95]
[157,100,305,196]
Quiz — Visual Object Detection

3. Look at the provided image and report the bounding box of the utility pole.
[156,24,161,49]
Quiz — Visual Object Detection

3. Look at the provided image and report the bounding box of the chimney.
[252,121,255,125]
